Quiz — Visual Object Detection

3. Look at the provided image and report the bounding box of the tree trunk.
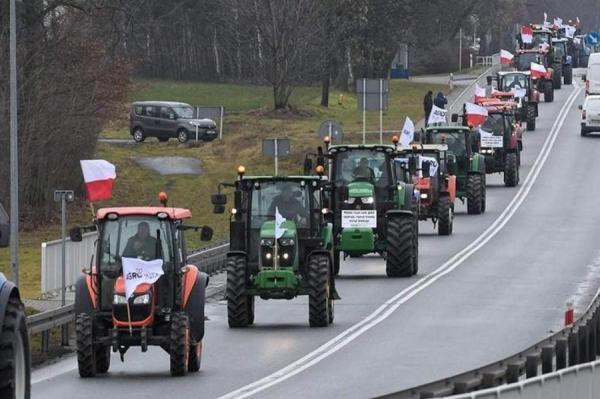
[320,68,330,107]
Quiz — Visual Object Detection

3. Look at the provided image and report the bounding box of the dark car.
[129,101,218,143]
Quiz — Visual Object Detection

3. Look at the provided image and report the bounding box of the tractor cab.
[489,71,540,130]
[552,37,574,85]
[72,199,213,377]
[212,169,337,327]
[530,25,555,50]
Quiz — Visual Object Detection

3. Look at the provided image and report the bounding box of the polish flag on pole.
[500,49,514,65]
[530,62,547,79]
[521,26,533,44]
[465,102,489,128]
[80,160,116,202]
[474,84,486,101]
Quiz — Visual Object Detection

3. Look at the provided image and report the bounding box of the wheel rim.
[134,130,143,141]
[14,329,26,399]
[178,131,187,142]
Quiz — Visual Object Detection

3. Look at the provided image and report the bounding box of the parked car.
[129,101,218,143]
[583,54,600,96]
[579,95,600,136]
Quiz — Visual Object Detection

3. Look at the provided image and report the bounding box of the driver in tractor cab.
[505,75,524,91]
[353,157,375,181]
[122,222,158,260]
[268,184,308,223]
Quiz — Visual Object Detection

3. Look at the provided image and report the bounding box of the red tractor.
[514,49,555,102]
[71,198,213,377]
[487,71,540,131]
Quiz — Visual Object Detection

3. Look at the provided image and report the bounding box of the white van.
[584,53,600,95]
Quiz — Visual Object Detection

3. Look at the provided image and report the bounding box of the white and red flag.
[521,26,533,44]
[500,49,514,65]
[80,160,116,202]
[530,62,547,79]
[553,17,563,29]
[465,102,489,127]
[474,84,486,101]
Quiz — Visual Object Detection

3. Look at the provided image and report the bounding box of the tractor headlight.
[344,197,356,204]
[420,193,429,199]
[361,196,374,204]
[266,252,272,260]
[113,295,127,305]
[133,293,151,305]
[261,238,275,246]
[282,253,290,260]
[280,238,295,246]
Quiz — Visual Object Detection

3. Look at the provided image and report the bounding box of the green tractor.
[551,38,573,85]
[212,167,337,328]
[318,141,419,278]
[422,125,487,215]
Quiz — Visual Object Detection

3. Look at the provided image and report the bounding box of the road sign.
[356,79,389,111]
[263,138,290,176]
[319,120,343,144]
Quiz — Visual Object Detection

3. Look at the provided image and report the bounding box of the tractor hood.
[348,181,374,198]
[260,220,297,239]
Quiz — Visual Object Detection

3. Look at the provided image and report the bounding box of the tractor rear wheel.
[504,152,519,187]
[466,174,483,215]
[169,312,190,377]
[526,105,536,131]
[188,340,202,372]
[553,65,562,89]
[307,255,331,327]
[95,345,110,373]
[544,81,554,103]
[563,65,573,85]
[0,297,30,399]
[438,196,453,236]
[385,215,416,277]
[226,256,253,328]
[76,313,96,378]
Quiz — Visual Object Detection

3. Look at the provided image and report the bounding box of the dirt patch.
[133,156,202,175]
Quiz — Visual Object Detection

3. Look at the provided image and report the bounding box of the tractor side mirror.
[0,222,9,247]
[303,158,313,174]
[422,161,431,178]
[414,130,422,142]
[582,74,587,81]
[408,157,417,175]
[200,226,213,241]
[451,113,459,123]
[213,205,225,214]
[69,227,83,242]
[323,197,330,209]
[578,105,583,110]
[486,76,493,86]
[317,155,325,168]
[211,193,227,206]
[338,186,349,202]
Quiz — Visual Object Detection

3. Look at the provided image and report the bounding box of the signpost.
[54,189,74,346]
[356,79,389,144]
[263,138,290,176]
[9,0,18,286]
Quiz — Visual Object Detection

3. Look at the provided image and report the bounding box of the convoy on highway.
[3,13,600,399]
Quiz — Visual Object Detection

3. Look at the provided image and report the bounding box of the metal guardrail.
[378,288,600,398]
[27,241,230,349]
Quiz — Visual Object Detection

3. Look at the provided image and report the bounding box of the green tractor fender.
[469,154,486,175]
[320,223,333,249]
[395,182,416,211]
[347,181,375,199]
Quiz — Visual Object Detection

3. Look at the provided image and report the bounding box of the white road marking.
[218,86,583,399]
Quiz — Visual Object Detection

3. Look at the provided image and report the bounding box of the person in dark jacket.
[423,91,433,126]
[433,91,448,109]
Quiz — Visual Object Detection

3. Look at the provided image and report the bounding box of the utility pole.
[459,27,463,72]
[10,0,19,285]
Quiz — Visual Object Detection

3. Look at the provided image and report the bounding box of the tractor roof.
[241,175,325,182]
[498,70,531,76]
[552,38,568,43]
[328,144,395,152]
[397,144,448,153]
[530,24,554,33]
[425,126,470,132]
[97,207,192,220]
[476,98,517,113]
[517,48,549,55]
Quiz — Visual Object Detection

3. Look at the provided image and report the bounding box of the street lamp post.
[54,190,74,346]
[9,0,19,286]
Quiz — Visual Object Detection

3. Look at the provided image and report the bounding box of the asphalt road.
[33,72,597,399]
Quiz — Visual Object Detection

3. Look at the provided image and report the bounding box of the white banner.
[342,210,377,228]
[420,156,439,176]
[122,258,164,300]
[480,133,503,148]
[511,87,527,98]
[565,25,576,39]
[428,105,447,125]
[400,117,414,146]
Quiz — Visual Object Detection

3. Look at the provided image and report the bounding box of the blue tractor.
[0,203,30,399]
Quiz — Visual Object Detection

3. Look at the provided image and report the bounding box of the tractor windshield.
[250,181,310,228]
[553,42,566,58]
[332,149,391,187]
[427,130,466,156]
[516,53,541,70]
[532,32,552,47]
[481,114,507,136]
[99,216,174,274]
[501,74,529,91]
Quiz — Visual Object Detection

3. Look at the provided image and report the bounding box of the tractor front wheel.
[385,216,416,277]
[466,174,483,215]
[544,81,554,103]
[76,313,96,378]
[307,255,331,327]
[553,66,562,89]
[563,65,573,85]
[188,340,202,372]
[226,256,253,328]
[0,297,30,399]
[504,152,519,187]
[438,196,454,236]
[169,312,190,377]
[526,105,536,131]
[95,345,110,374]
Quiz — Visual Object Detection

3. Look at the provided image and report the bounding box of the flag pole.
[89,202,95,221]
[126,301,133,336]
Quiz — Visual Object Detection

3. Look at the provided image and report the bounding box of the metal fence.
[40,232,97,297]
